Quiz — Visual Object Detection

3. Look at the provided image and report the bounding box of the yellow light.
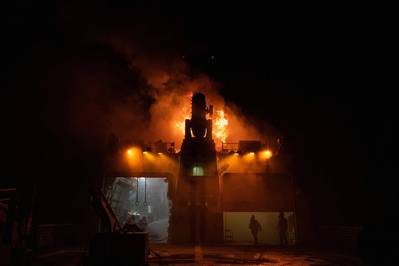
[242,152,255,162]
[125,147,144,171]
[261,149,273,160]
[126,147,141,157]
[143,150,157,163]
[158,152,163,155]
[234,152,239,156]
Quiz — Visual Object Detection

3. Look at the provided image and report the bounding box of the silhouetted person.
[249,215,262,245]
[278,212,288,246]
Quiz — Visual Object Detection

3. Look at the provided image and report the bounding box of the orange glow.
[260,149,273,160]
[164,91,266,152]
[165,91,230,150]
[174,102,229,149]
[243,152,255,162]
[176,119,188,135]
[143,151,156,162]
[213,110,228,143]
[175,93,192,135]
[125,147,143,171]
[126,147,141,158]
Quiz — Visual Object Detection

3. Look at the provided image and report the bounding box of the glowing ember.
[214,110,228,143]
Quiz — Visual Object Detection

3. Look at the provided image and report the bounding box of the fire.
[175,108,229,145]
[175,105,191,135]
[172,93,229,150]
[175,120,186,134]
[214,110,228,143]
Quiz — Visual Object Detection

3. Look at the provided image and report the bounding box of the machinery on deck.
[89,188,149,266]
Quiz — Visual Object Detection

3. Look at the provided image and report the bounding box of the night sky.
[5,1,396,234]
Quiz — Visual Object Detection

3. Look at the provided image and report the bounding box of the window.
[192,166,204,176]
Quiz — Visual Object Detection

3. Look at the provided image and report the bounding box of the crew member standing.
[249,215,262,245]
[278,212,288,246]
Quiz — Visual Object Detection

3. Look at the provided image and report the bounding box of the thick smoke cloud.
[9,2,277,225]
[94,29,268,150]
[27,4,271,157]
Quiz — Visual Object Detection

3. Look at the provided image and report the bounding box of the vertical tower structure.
[180,92,216,176]
[170,92,222,244]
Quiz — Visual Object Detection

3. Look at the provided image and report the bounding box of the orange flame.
[213,110,228,143]
[175,120,186,134]
[174,108,229,149]
[171,92,230,150]
[175,100,191,136]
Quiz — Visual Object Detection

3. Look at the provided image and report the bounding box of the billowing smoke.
[15,2,276,227]
[33,12,269,156]
[95,31,266,150]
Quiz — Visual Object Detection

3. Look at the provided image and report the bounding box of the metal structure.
[170,93,222,243]
[102,92,296,246]
[179,92,217,177]
[88,188,149,266]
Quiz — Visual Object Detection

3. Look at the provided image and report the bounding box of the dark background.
[4,0,396,250]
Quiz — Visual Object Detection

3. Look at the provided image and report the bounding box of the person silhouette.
[278,212,288,246]
[249,215,262,245]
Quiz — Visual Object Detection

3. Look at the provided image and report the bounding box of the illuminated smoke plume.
[95,31,268,151]
[34,18,269,155]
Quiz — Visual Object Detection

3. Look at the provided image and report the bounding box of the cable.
[136,178,139,205]
[144,178,147,205]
